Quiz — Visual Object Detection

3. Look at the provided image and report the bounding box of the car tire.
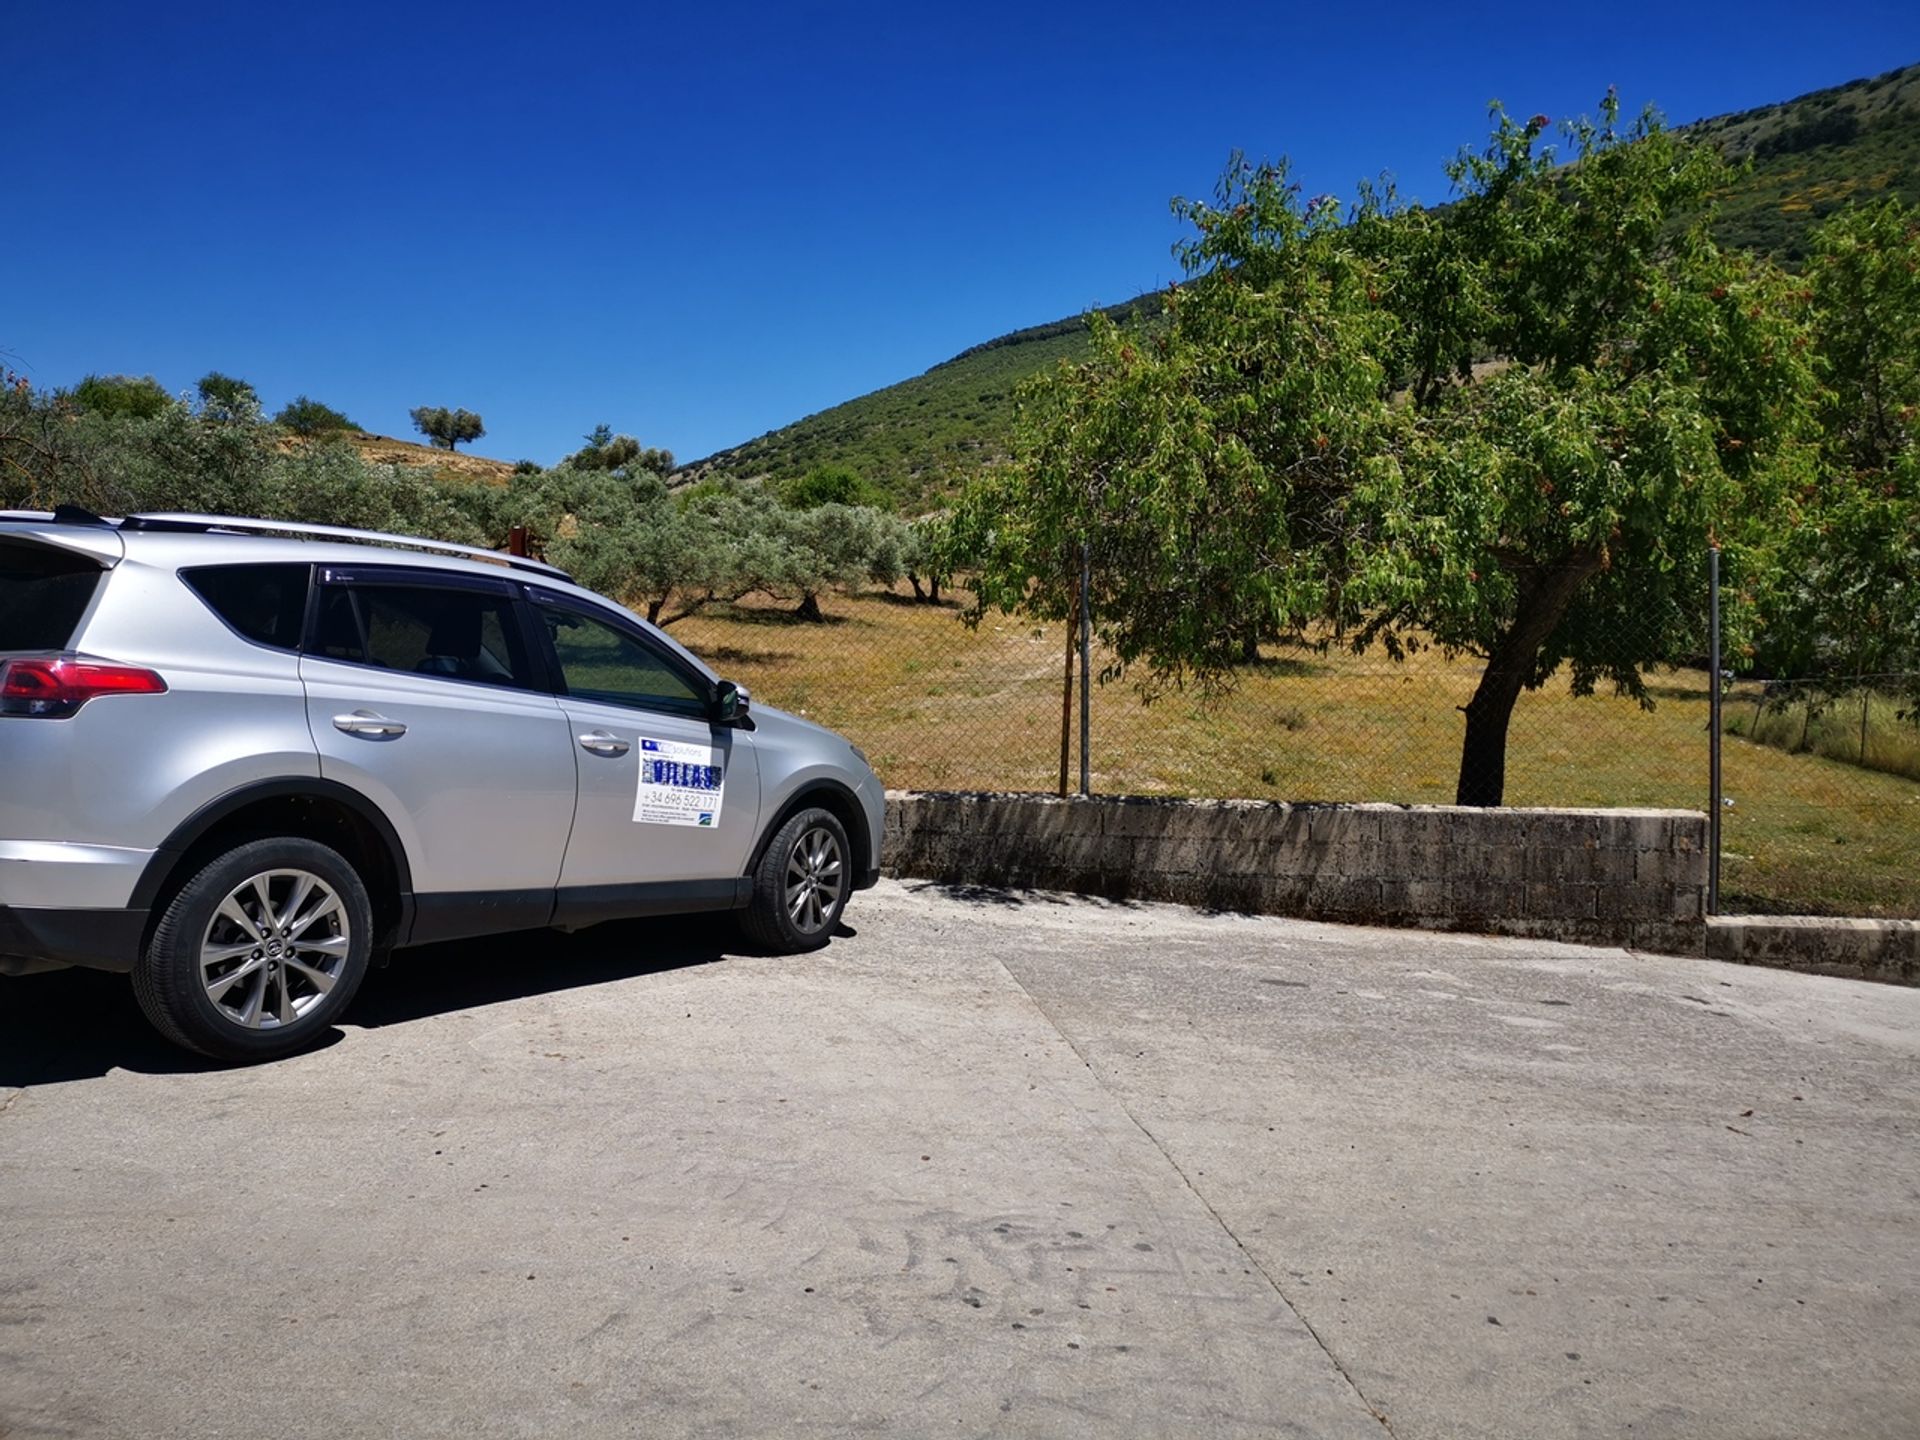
[132,837,374,1063]
[739,807,851,954]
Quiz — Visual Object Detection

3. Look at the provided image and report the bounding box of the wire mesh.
[664,581,1919,921]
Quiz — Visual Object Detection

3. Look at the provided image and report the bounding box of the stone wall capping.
[880,790,1707,955]
[878,792,1910,985]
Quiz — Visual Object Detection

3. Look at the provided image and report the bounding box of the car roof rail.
[53,503,113,526]
[119,513,573,582]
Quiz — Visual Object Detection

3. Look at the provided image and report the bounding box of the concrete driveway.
[3,880,1917,1439]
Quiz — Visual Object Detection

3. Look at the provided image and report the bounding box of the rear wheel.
[739,807,850,953]
[133,837,373,1062]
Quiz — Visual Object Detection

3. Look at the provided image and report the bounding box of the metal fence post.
[1058,545,1075,798]
[1079,541,1091,797]
[1708,545,1722,916]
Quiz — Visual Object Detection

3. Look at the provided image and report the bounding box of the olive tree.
[410,405,486,451]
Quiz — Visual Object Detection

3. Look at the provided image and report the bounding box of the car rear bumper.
[0,839,153,908]
[0,904,145,974]
[0,840,153,974]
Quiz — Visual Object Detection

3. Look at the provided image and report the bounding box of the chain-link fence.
[666,582,1919,921]
[1715,675,1920,918]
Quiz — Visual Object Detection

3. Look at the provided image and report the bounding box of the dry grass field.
[343,433,516,483]
[670,585,1920,919]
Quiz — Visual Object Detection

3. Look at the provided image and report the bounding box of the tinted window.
[314,588,364,662]
[182,564,310,651]
[537,601,706,716]
[0,540,102,651]
[317,583,534,690]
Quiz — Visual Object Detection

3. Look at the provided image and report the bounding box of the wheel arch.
[744,780,872,888]
[130,779,415,951]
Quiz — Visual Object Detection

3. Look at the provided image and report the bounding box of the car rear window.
[181,564,311,651]
[0,540,104,651]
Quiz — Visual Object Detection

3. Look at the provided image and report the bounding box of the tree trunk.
[906,570,926,602]
[928,575,941,604]
[647,598,664,625]
[1455,551,1602,807]
[1239,631,1260,664]
[794,591,824,622]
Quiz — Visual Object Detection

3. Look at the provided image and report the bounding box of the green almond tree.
[947,158,1394,694]
[948,98,1821,806]
[1760,198,1920,694]
[1352,96,1817,803]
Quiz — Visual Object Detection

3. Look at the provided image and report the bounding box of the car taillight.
[0,655,169,718]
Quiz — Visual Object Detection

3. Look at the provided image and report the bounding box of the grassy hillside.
[344,431,515,484]
[678,294,1162,509]
[686,61,1920,510]
[1692,61,1920,258]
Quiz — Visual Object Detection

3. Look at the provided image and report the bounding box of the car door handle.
[333,710,408,738]
[578,731,630,756]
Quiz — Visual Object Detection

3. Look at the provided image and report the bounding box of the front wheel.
[132,837,373,1062]
[739,807,851,953]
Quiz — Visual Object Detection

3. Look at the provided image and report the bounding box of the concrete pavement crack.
[993,954,1399,1437]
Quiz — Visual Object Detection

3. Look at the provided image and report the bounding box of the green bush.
[275,395,357,436]
[783,464,875,509]
[196,372,260,424]
[70,374,171,421]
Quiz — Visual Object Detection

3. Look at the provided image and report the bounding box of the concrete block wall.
[1707,916,1919,985]
[880,791,1708,954]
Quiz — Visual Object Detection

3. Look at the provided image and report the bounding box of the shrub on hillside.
[69,373,171,421]
[783,464,876,509]
[565,425,673,476]
[276,395,357,436]
[196,372,261,424]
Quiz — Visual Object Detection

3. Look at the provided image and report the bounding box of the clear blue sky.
[10,2,1919,465]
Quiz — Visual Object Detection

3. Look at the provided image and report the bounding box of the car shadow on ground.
[0,916,779,1089]
[901,879,1139,911]
[350,916,736,1028]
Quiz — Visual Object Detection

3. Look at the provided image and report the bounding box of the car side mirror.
[712,679,752,728]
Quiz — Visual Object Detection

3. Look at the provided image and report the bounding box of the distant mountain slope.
[678,294,1163,507]
[1692,60,1920,257]
[688,61,1919,510]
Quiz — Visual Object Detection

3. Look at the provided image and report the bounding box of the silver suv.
[0,508,884,1062]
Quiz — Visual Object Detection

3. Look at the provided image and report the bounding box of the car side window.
[313,582,535,691]
[181,564,310,651]
[314,587,364,662]
[537,600,707,717]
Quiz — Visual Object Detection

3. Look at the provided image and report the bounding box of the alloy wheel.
[198,869,352,1030]
[784,826,845,935]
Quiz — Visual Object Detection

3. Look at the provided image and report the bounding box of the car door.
[526,589,760,925]
[298,567,578,939]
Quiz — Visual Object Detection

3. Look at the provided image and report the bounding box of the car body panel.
[2,553,319,867]
[299,652,578,895]
[553,695,761,890]
[749,704,887,873]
